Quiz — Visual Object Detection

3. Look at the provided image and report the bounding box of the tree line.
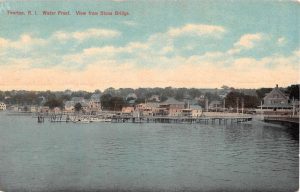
[0,85,298,110]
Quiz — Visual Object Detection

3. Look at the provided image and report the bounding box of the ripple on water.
[0,115,298,192]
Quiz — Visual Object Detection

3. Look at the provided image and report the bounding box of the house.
[38,106,50,113]
[53,107,61,114]
[64,101,75,112]
[122,106,135,114]
[8,105,19,112]
[89,94,101,112]
[88,100,101,112]
[148,95,160,102]
[81,102,89,113]
[146,102,161,116]
[190,105,203,117]
[0,102,6,111]
[159,97,185,116]
[30,105,38,113]
[135,102,160,116]
[181,105,202,117]
[261,84,291,110]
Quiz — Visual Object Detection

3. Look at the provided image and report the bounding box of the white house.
[0,102,6,111]
[64,101,75,112]
[190,105,203,117]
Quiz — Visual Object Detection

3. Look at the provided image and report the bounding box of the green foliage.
[205,92,220,101]
[225,91,259,108]
[286,84,299,100]
[100,94,112,110]
[74,103,82,112]
[110,97,125,111]
[0,85,296,109]
[100,94,125,111]
[44,98,63,109]
[256,88,273,100]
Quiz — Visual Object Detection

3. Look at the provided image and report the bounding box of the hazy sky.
[0,0,299,91]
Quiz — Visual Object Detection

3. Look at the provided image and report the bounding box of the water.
[0,113,298,192]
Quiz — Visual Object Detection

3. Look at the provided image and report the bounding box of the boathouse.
[261,84,291,110]
[159,98,185,116]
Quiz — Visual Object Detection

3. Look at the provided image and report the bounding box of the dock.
[111,115,252,125]
[264,116,299,128]
[35,112,252,125]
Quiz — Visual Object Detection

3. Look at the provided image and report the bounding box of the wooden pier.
[36,112,252,125]
[111,116,252,125]
[264,116,299,128]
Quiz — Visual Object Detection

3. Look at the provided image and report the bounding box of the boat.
[74,119,91,123]
[90,117,112,122]
[90,117,106,122]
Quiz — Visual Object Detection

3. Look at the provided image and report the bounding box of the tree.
[74,103,82,112]
[100,94,112,110]
[110,97,125,111]
[225,91,259,109]
[286,84,299,100]
[188,88,201,98]
[221,85,230,90]
[44,98,63,109]
[256,88,272,100]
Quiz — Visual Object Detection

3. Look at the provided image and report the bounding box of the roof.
[160,97,185,105]
[146,102,160,108]
[189,105,202,110]
[90,94,101,101]
[263,85,289,100]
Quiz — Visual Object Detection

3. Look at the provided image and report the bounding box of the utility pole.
[260,100,263,120]
[242,98,244,114]
[236,98,239,114]
[292,97,295,117]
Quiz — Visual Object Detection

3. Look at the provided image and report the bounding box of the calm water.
[0,113,298,192]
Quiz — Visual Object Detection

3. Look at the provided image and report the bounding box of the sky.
[0,0,299,91]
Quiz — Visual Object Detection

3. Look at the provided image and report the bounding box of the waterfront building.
[81,102,89,113]
[261,84,291,110]
[135,102,160,116]
[190,105,203,117]
[89,94,101,112]
[38,106,50,113]
[30,105,38,113]
[122,106,135,114]
[181,105,202,117]
[64,101,75,112]
[159,98,185,116]
[53,107,62,114]
[0,102,6,111]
